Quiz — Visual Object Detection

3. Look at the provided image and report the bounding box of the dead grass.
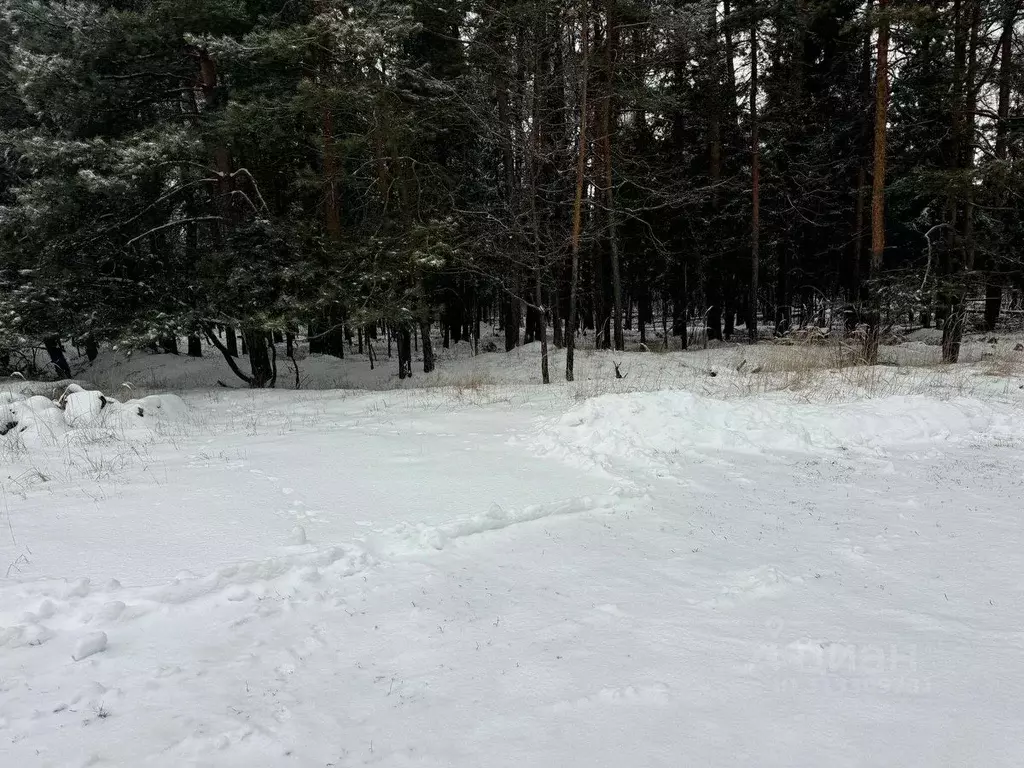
[419,371,496,391]
[740,339,863,374]
[0,429,29,462]
[979,347,1024,378]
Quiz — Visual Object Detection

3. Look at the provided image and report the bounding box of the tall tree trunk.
[318,0,342,241]
[323,307,345,359]
[602,0,624,351]
[197,48,278,387]
[566,0,590,383]
[984,283,1002,332]
[724,291,735,340]
[225,326,239,357]
[182,198,203,359]
[524,304,537,344]
[474,298,481,355]
[503,294,520,351]
[852,0,874,304]
[775,243,791,335]
[706,1,725,343]
[853,164,867,302]
[308,320,322,355]
[679,265,689,349]
[723,0,739,128]
[983,0,1020,331]
[638,291,648,344]
[552,287,563,348]
[536,271,550,384]
[397,324,413,379]
[242,330,273,388]
[748,11,760,344]
[197,50,235,224]
[722,0,740,343]
[995,2,1017,163]
[496,22,524,359]
[941,299,966,364]
[420,321,435,373]
[530,55,551,385]
[593,236,609,349]
[866,0,890,364]
[943,0,982,362]
[44,335,71,378]
[961,0,981,274]
[662,293,669,349]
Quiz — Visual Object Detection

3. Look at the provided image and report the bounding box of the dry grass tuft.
[980,347,1024,378]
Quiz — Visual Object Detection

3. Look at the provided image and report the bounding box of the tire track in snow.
[364,486,640,557]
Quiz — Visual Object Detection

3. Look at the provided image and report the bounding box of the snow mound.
[1,385,187,446]
[539,391,1024,466]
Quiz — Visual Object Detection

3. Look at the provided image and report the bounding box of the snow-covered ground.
[3,339,1024,766]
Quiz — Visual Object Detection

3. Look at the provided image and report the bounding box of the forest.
[1,0,1022,387]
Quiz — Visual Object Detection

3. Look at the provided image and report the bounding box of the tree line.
[2,0,1022,386]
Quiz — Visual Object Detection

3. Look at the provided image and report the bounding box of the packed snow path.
[2,387,1024,766]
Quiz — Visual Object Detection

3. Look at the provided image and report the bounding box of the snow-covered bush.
[1,383,187,447]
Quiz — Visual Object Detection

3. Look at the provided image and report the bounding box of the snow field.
[1,349,1024,766]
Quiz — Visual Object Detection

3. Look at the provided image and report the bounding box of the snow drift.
[539,391,1024,467]
[1,385,187,446]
